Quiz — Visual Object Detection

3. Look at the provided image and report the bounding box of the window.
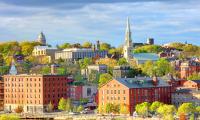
[123,90,125,94]
[124,97,126,100]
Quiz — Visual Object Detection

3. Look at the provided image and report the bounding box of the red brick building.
[4,74,71,113]
[98,77,172,115]
[0,77,3,111]
[180,61,200,79]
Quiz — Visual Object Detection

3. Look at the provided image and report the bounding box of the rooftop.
[34,46,57,50]
[133,53,159,61]
[116,77,170,88]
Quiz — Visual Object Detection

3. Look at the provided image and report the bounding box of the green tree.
[196,106,200,113]
[150,101,163,113]
[178,103,196,116]
[117,58,128,65]
[57,43,72,49]
[140,60,154,77]
[0,66,9,75]
[58,97,67,111]
[157,104,176,120]
[41,66,50,74]
[133,45,163,54]
[57,67,67,75]
[99,73,112,86]
[100,43,111,51]
[65,98,73,112]
[82,42,92,48]
[79,57,93,69]
[135,102,150,117]
[77,105,84,112]
[155,58,172,76]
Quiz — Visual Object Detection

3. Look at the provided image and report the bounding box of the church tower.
[123,17,133,62]
[37,32,46,45]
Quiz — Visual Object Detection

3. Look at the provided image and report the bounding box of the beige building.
[55,48,108,62]
[32,46,58,63]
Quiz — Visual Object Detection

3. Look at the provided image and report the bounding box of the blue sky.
[0,0,200,47]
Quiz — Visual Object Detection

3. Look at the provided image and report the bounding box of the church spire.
[123,17,133,62]
[125,17,132,47]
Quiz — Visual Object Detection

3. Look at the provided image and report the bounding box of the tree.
[196,106,200,113]
[82,42,92,48]
[77,105,84,112]
[0,114,20,120]
[178,103,196,116]
[14,106,23,113]
[135,102,150,117]
[57,43,72,49]
[140,60,154,77]
[133,45,163,54]
[47,101,54,112]
[0,66,9,75]
[141,59,173,77]
[41,66,50,74]
[57,67,67,75]
[105,103,119,114]
[120,104,129,114]
[97,58,117,68]
[79,57,93,69]
[100,43,111,51]
[150,101,163,113]
[58,97,67,111]
[99,73,112,86]
[117,58,128,65]
[157,104,176,120]
[155,58,173,76]
[65,98,73,112]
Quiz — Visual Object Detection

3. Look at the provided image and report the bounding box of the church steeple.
[123,17,133,62]
[125,17,132,47]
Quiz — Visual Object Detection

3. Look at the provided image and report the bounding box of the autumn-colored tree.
[82,42,92,48]
[99,73,112,86]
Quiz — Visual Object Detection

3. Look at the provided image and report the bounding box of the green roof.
[133,53,159,61]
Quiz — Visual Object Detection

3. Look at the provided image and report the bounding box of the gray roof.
[133,53,159,61]
[175,88,200,94]
[116,77,170,88]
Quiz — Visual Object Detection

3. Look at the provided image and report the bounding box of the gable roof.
[133,53,159,61]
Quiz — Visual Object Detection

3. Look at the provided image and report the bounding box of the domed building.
[37,32,46,45]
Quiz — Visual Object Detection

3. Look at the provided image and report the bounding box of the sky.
[0,0,200,47]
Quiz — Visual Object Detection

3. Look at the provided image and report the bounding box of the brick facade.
[4,75,70,113]
[98,78,172,115]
